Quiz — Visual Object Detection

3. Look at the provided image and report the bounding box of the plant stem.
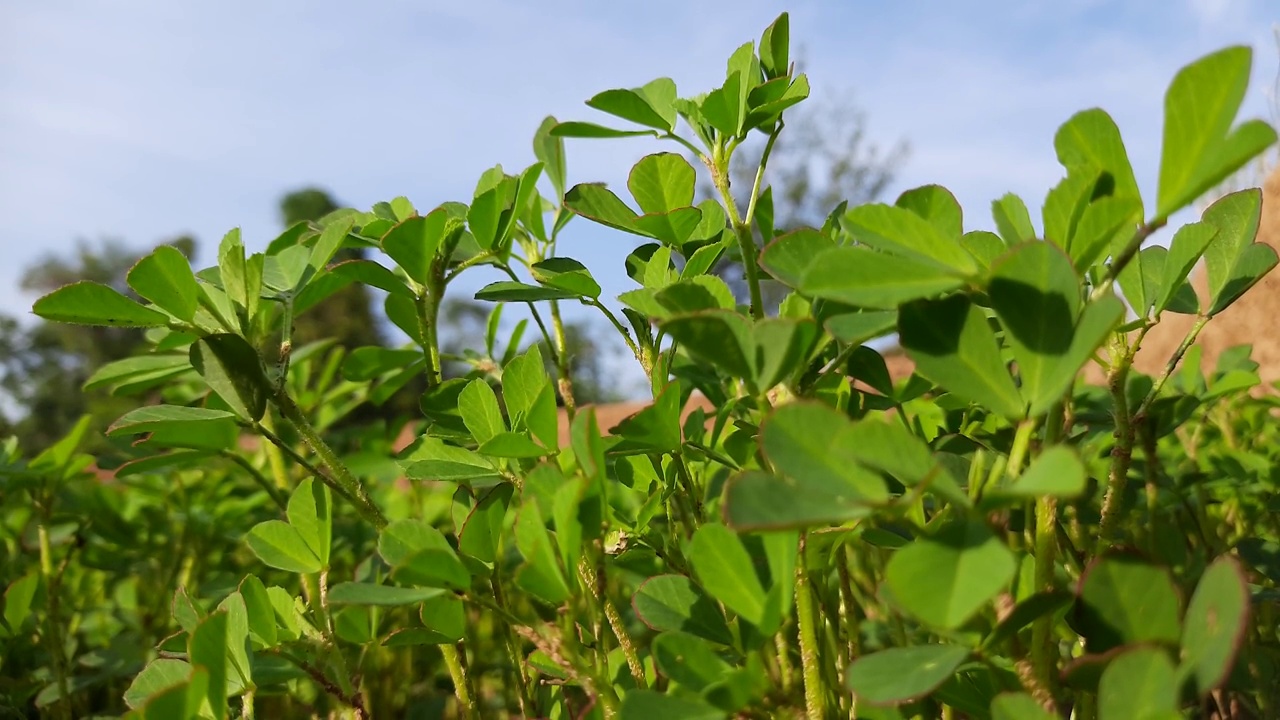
[491,573,534,714]
[580,558,646,686]
[1030,494,1059,698]
[272,391,388,529]
[1134,315,1209,421]
[585,298,648,373]
[415,286,443,389]
[795,533,824,720]
[549,300,577,417]
[37,520,72,720]
[1097,337,1134,548]
[259,411,292,492]
[1090,219,1166,301]
[220,450,288,511]
[441,643,479,720]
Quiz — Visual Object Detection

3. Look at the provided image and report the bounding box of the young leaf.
[632,575,733,645]
[245,521,322,574]
[629,153,696,215]
[189,334,269,422]
[533,116,567,199]
[884,520,1016,629]
[33,281,169,328]
[287,479,331,568]
[1158,46,1276,218]
[1180,555,1249,696]
[689,524,770,630]
[530,257,602,298]
[899,295,1024,419]
[128,245,200,321]
[585,77,678,132]
[846,644,970,706]
[459,379,505,445]
[759,12,790,80]
[381,211,448,287]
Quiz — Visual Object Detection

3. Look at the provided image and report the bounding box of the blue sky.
[2,0,1277,390]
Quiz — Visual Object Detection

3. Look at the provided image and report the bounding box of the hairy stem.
[549,300,577,417]
[1098,337,1134,548]
[795,533,824,720]
[272,392,388,529]
[440,643,479,720]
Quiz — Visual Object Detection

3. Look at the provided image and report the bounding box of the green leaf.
[660,312,819,394]
[992,193,1036,245]
[991,693,1058,720]
[629,153,696,215]
[619,690,724,720]
[189,334,269,422]
[381,210,448,287]
[632,575,733,645]
[530,257,602,298]
[900,295,1024,419]
[759,228,836,288]
[634,207,704,246]
[378,519,450,566]
[107,405,237,437]
[987,242,1082,416]
[393,547,471,591]
[759,13,789,79]
[550,121,660,139]
[1055,108,1143,216]
[1155,222,1217,314]
[652,631,733,692]
[416,594,467,644]
[33,281,170,327]
[215,592,252,689]
[609,383,682,454]
[128,245,200,321]
[823,311,897,346]
[801,246,965,308]
[238,575,276,650]
[1042,169,1098,249]
[722,470,877,531]
[475,281,580,302]
[585,77,677,132]
[844,203,977,274]
[885,520,1016,629]
[188,611,228,719]
[125,659,194,710]
[340,347,421,382]
[398,436,499,482]
[287,479,331,568]
[762,403,888,503]
[1070,196,1142,271]
[1180,555,1249,695]
[564,183,643,236]
[246,521,322,574]
[327,583,445,606]
[533,116,567,199]
[459,379,505,445]
[458,482,515,565]
[478,431,550,458]
[1072,554,1181,654]
[689,524,770,630]
[896,185,963,240]
[992,445,1086,501]
[846,644,970,706]
[1098,647,1178,720]
[514,500,571,605]
[309,217,354,274]
[1202,189,1276,315]
[1158,46,1275,218]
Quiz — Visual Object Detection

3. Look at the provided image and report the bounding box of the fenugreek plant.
[6,12,1280,720]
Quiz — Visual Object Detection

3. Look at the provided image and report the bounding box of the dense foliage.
[5,13,1280,720]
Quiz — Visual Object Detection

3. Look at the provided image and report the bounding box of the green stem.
[1090,219,1166,301]
[1098,337,1134,548]
[1134,315,1209,421]
[220,450,288,511]
[585,299,648,374]
[272,392,388,529]
[441,643,479,720]
[491,573,534,714]
[37,520,72,720]
[415,287,443,389]
[795,533,824,720]
[549,300,577,417]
